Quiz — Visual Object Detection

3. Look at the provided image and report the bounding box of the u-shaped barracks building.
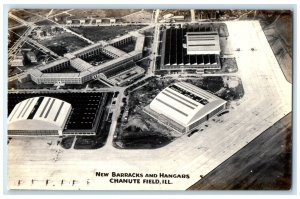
[144,82,227,133]
[27,31,145,85]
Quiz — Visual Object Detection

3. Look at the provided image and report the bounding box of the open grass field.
[10,9,43,23]
[9,25,28,37]
[8,26,28,48]
[24,9,52,17]
[122,10,154,23]
[68,9,140,19]
[35,19,56,26]
[39,32,89,56]
[69,25,146,42]
[8,17,22,28]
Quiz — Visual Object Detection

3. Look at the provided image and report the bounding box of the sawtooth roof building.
[159,25,223,74]
[8,97,72,136]
[144,82,227,133]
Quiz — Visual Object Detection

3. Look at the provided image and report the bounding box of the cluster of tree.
[124,76,156,96]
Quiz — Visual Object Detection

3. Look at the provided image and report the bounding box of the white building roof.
[103,45,126,57]
[8,97,72,131]
[28,69,43,77]
[37,58,69,72]
[41,73,80,77]
[70,58,93,71]
[149,82,226,127]
[186,32,221,55]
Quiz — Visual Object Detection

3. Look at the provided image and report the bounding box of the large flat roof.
[186,31,220,55]
[70,58,93,72]
[103,45,126,57]
[37,58,69,72]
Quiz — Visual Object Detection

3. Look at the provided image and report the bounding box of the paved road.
[155,9,160,23]
[191,9,196,22]
[103,87,125,150]
[8,21,291,190]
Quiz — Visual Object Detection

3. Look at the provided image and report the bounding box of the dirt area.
[10,9,43,23]
[159,10,191,22]
[39,32,89,56]
[8,17,21,28]
[122,10,153,23]
[35,19,56,26]
[262,13,292,83]
[189,113,291,190]
[69,25,146,42]
[68,9,140,19]
[276,14,292,49]
[24,9,52,17]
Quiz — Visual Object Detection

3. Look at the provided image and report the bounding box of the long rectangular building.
[160,27,221,73]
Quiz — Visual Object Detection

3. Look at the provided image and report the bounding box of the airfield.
[8,20,292,190]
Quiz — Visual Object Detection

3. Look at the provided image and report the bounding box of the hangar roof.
[149,82,226,126]
[8,97,72,131]
[186,31,221,55]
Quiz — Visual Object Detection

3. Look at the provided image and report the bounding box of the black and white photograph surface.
[6,8,292,190]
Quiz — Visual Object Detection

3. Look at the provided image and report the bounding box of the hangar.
[144,82,227,133]
[8,97,72,136]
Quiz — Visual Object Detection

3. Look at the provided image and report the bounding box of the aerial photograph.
[7,8,292,190]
